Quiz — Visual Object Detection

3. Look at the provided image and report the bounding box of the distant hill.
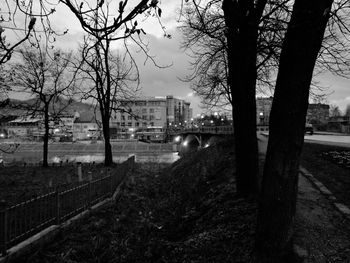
[0,97,99,121]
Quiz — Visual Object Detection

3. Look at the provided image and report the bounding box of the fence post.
[88,180,92,209]
[55,187,60,225]
[77,162,82,182]
[0,200,7,256]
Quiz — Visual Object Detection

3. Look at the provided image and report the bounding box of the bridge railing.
[168,125,233,135]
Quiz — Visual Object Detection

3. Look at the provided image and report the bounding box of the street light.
[259,112,264,125]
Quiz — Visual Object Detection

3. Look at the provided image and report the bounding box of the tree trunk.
[43,105,49,167]
[102,115,113,166]
[223,0,262,196]
[256,0,333,260]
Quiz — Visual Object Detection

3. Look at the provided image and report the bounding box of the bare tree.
[62,0,166,166]
[10,46,80,166]
[256,0,334,260]
[330,104,342,117]
[77,34,138,166]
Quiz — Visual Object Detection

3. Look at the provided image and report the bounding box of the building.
[111,97,168,129]
[327,116,350,133]
[3,116,45,140]
[166,95,192,126]
[256,97,273,126]
[73,116,100,141]
[111,96,193,140]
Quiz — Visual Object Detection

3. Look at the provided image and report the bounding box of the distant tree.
[10,47,80,166]
[330,104,342,117]
[345,104,350,117]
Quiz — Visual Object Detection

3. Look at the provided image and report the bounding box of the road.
[304,134,350,148]
[260,132,350,148]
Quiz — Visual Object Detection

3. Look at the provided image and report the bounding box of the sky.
[2,0,350,115]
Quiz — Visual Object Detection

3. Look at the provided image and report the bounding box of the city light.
[0,133,5,138]
[182,140,188,147]
[210,120,214,124]
[174,136,181,143]
[204,143,209,148]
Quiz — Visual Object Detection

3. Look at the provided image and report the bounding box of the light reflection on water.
[49,153,180,164]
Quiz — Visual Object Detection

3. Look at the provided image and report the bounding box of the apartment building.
[111,95,193,140]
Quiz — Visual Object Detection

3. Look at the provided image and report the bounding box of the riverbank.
[14,138,263,262]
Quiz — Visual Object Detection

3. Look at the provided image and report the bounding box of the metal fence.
[0,156,135,256]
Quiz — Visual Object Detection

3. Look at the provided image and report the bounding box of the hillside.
[19,138,260,263]
[0,97,98,120]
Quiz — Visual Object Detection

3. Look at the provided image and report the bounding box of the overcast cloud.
[3,1,350,114]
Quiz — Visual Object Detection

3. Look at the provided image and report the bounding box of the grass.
[0,164,115,206]
[17,139,261,263]
[300,142,350,207]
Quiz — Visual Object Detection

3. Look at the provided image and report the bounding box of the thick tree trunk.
[102,115,113,166]
[256,0,333,260]
[223,0,261,196]
[43,105,49,167]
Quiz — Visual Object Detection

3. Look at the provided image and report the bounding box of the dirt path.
[258,134,350,262]
[295,175,350,262]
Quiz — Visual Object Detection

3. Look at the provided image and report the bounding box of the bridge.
[167,126,234,153]
[167,125,233,136]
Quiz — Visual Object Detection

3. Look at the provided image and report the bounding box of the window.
[142,108,147,114]
[116,122,120,126]
[150,122,154,127]
[135,122,140,127]
[142,122,147,127]
[121,115,125,121]
[121,122,125,127]
[128,122,132,127]
[142,115,147,120]
[83,125,88,129]
[128,115,132,120]
[149,115,155,120]
[149,108,154,113]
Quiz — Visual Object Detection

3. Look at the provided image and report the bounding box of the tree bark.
[102,114,113,166]
[256,0,333,260]
[43,104,49,167]
[223,0,265,196]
